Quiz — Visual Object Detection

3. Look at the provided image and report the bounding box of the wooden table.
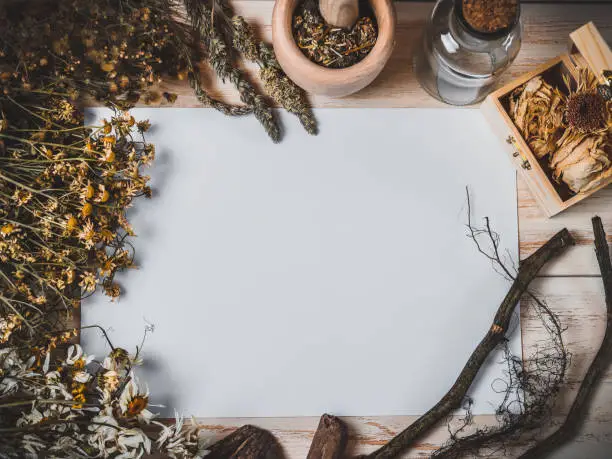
[159,2,612,457]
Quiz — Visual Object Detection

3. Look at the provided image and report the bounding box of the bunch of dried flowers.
[0,0,306,455]
[0,97,206,455]
[509,67,611,194]
[0,341,205,458]
[0,0,315,142]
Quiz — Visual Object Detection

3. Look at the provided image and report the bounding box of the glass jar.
[414,0,522,106]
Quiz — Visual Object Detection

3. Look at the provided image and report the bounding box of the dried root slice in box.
[551,132,609,192]
[509,76,566,159]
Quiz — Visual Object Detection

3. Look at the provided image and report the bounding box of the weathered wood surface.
[155,2,612,109]
[155,2,612,457]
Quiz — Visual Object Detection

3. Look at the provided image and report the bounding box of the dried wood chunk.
[307,414,348,459]
[205,425,281,459]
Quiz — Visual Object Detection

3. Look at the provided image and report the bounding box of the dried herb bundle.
[184,0,318,140]
[293,0,377,69]
[232,16,318,134]
[510,68,611,194]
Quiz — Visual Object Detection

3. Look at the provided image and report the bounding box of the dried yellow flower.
[13,190,33,206]
[119,75,129,88]
[103,148,115,163]
[100,61,115,72]
[66,215,79,232]
[79,271,97,292]
[85,183,95,200]
[96,185,110,203]
[81,202,93,217]
[1,223,15,236]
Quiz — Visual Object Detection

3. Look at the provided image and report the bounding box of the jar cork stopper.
[461,0,519,35]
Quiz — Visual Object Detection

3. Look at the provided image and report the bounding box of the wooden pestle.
[319,0,359,28]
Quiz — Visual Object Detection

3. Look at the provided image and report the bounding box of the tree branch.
[367,228,575,459]
[519,216,612,459]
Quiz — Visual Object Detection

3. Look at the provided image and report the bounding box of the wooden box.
[481,22,611,217]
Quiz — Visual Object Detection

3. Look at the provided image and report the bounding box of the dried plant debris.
[293,0,377,69]
[509,68,611,194]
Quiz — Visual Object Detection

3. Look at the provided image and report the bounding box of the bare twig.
[366,228,575,459]
[519,216,612,459]
[429,196,568,459]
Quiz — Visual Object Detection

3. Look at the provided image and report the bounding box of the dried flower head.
[566,91,607,133]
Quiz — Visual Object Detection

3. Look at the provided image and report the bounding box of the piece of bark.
[367,228,576,459]
[307,414,348,459]
[205,425,282,459]
[519,217,612,459]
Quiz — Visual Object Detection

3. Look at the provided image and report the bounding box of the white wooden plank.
[519,178,612,276]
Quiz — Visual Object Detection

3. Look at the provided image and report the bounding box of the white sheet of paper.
[82,108,520,418]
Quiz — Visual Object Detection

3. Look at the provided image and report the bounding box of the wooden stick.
[205,424,281,459]
[307,414,348,459]
[367,228,576,459]
[519,217,612,459]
